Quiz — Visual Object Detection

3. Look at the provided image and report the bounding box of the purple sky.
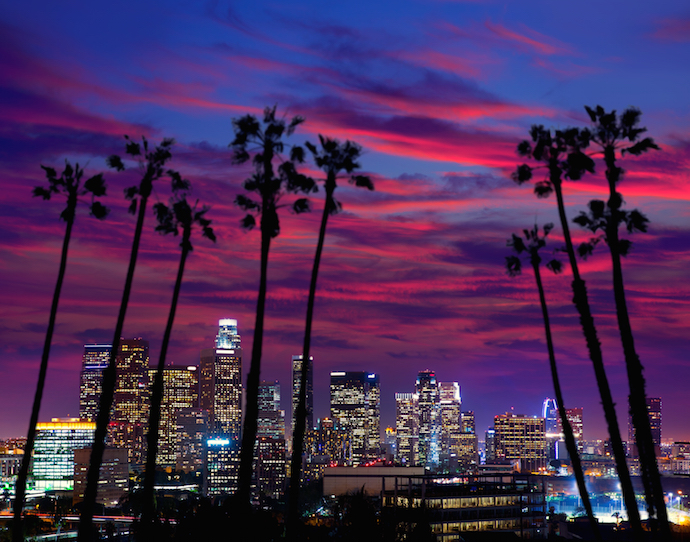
[1,1,689,443]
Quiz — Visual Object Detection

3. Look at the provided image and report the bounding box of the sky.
[1,0,689,443]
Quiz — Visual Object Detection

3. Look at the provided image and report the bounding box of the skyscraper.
[256,380,286,500]
[200,319,242,496]
[438,382,461,470]
[113,339,150,425]
[395,392,419,466]
[107,339,150,465]
[291,354,314,435]
[416,370,440,467]
[330,371,380,464]
[200,319,242,436]
[628,397,662,455]
[79,344,111,422]
[494,412,547,473]
[147,365,199,465]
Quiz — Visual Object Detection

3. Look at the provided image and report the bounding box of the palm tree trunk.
[237,222,271,506]
[140,238,190,536]
[286,187,333,539]
[603,147,670,538]
[532,260,601,541]
[13,214,74,542]
[79,190,150,542]
[550,167,643,539]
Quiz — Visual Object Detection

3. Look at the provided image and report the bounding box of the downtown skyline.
[1,1,689,442]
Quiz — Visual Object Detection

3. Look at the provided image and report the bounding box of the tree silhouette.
[79,136,183,542]
[513,126,643,539]
[573,105,669,537]
[230,106,315,506]
[139,192,215,539]
[286,136,373,538]
[506,224,601,542]
[13,163,107,542]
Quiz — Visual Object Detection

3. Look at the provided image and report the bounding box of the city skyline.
[1,1,689,444]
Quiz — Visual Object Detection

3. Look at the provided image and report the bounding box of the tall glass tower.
[416,370,440,467]
[292,354,314,434]
[79,344,111,422]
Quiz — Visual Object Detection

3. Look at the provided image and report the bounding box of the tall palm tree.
[13,163,107,542]
[574,105,669,537]
[506,224,601,542]
[139,193,215,538]
[231,106,315,507]
[79,136,183,542]
[286,136,373,538]
[513,126,643,539]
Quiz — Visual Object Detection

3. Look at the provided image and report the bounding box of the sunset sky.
[1,1,689,443]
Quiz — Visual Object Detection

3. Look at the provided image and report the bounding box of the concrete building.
[73,447,128,507]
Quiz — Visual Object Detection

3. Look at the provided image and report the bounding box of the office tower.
[200,319,242,496]
[493,412,547,473]
[304,417,352,480]
[107,339,150,465]
[199,319,242,436]
[330,371,380,464]
[31,418,95,490]
[438,382,461,470]
[175,407,208,473]
[543,398,560,461]
[255,380,286,500]
[292,354,314,435]
[79,344,111,422]
[458,411,479,472]
[258,380,285,439]
[564,407,584,454]
[147,365,199,466]
[205,435,240,497]
[629,397,662,455]
[395,392,419,466]
[416,370,440,467]
[485,429,496,462]
[74,447,128,507]
[113,339,150,425]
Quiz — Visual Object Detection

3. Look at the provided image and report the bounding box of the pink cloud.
[484,20,574,56]
[650,18,690,42]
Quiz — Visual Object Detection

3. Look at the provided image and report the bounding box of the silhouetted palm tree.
[13,163,107,542]
[79,136,183,542]
[230,106,315,506]
[286,136,373,538]
[139,192,215,538]
[574,105,669,537]
[506,224,601,542]
[513,127,643,539]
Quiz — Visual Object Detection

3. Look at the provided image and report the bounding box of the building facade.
[395,392,419,466]
[416,370,440,467]
[31,418,95,491]
[330,371,380,464]
[493,412,547,473]
[291,354,314,435]
[79,344,111,422]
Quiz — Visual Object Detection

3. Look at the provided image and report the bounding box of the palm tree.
[574,105,669,537]
[139,192,215,538]
[286,136,373,537]
[79,136,183,542]
[13,163,107,542]
[231,106,316,507]
[506,224,601,542]
[513,126,643,539]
